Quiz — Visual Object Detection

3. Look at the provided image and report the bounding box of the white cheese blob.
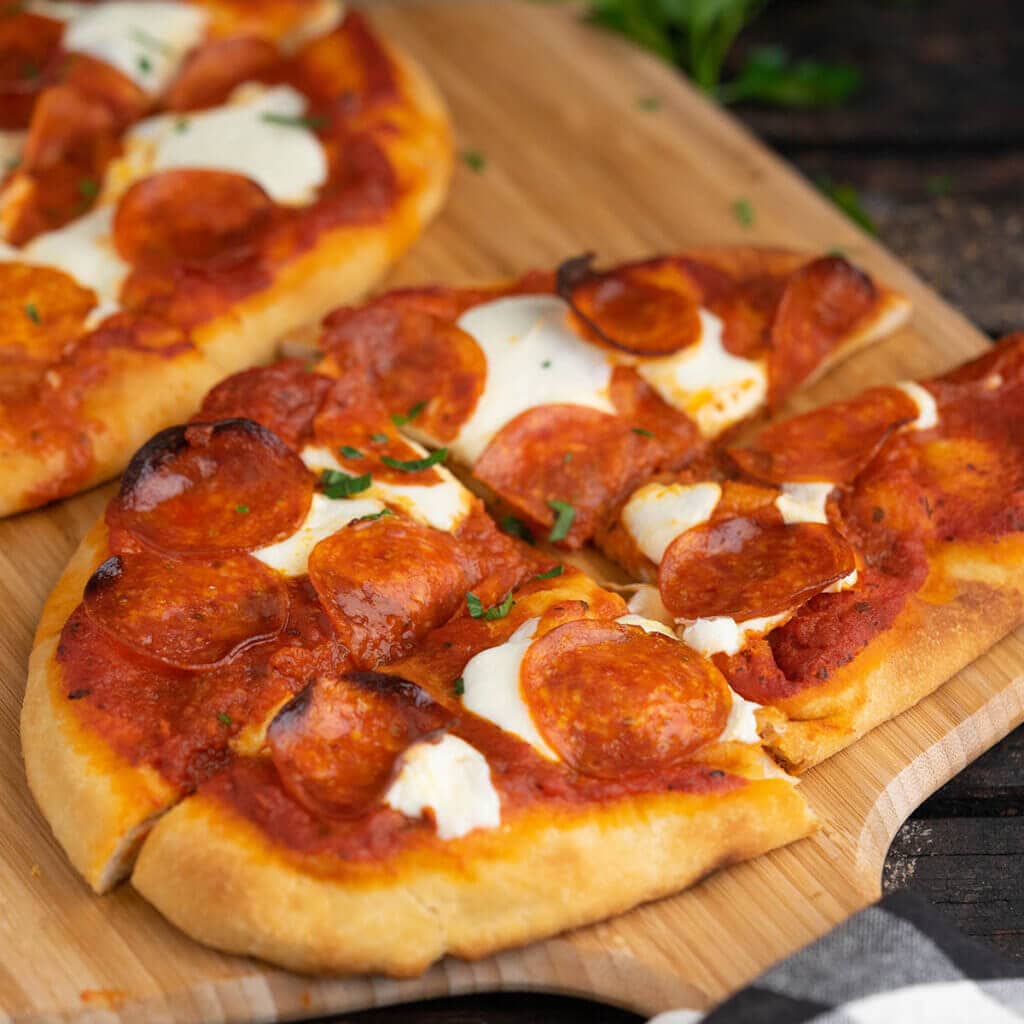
[635,310,768,439]
[679,612,789,658]
[384,734,501,840]
[452,294,616,463]
[625,584,674,628]
[460,617,560,761]
[252,492,383,576]
[614,613,676,639]
[825,568,859,594]
[301,445,473,533]
[719,690,762,745]
[895,380,939,431]
[51,2,207,95]
[621,481,722,565]
[0,130,25,173]
[775,481,834,526]
[0,205,129,309]
[112,85,327,205]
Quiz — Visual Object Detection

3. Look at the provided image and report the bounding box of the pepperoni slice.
[474,404,663,549]
[109,419,313,557]
[557,253,702,356]
[768,255,879,406]
[113,170,275,269]
[267,672,448,819]
[0,264,96,364]
[197,360,334,450]
[164,36,281,111]
[729,386,918,485]
[83,552,288,670]
[321,303,486,443]
[0,12,63,130]
[659,517,856,621]
[520,619,730,777]
[308,514,470,668]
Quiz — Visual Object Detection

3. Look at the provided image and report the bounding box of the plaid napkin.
[648,891,1024,1023]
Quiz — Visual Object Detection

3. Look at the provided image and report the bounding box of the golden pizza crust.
[0,36,453,518]
[762,535,1024,772]
[132,767,814,976]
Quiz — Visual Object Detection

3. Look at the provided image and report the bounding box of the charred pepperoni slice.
[520,619,730,777]
[83,552,288,670]
[267,672,448,819]
[729,386,917,485]
[307,514,470,668]
[113,170,275,269]
[109,419,312,557]
[659,517,856,621]
[557,253,702,356]
[474,404,663,549]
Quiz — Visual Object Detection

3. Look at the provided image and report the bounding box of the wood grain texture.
[0,2,1021,1020]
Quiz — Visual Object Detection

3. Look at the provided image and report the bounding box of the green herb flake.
[631,426,655,438]
[339,445,364,459]
[499,515,534,544]
[174,117,190,134]
[460,148,486,173]
[533,564,564,582]
[216,712,233,727]
[541,359,552,369]
[636,95,662,111]
[24,302,40,324]
[260,111,327,131]
[547,499,576,543]
[370,432,389,443]
[718,46,862,108]
[137,54,152,74]
[235,504,249,514]
[466,591,515,621]
[78,177,99,201]
[391,400,426,427]
[732,197,755,228]
[353,507,394,524]
[130,27,173,55]
[926,173,954,197]
[563,451,573,464]
[815,176,877,235]
[452,677,465,697]
[380,448,447,473]
[320,468,372,498]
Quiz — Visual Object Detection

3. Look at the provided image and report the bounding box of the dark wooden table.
[329,2,1024,1019]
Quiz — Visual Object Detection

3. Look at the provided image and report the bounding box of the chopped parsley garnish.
[466,591,515,621]
[391,400,426,426]
[632,426,655,438]
[533,564,564,582]
[563,451,573,464]
[137,54,152,74]
[216,712,232,727]
[5,155,20,173]
[460,148,486,173]
[815,176,876,235]
[174,117,190,134]
[452,677,465,697]
[260,111,327,131]
[499,514,534,544]
[24,302,40,324]
[380,448,447,473]
[546,500,576,543]
[20,57,40,80]
[370,432,389,443]
[130,27,173,55]
[339,445,364,459]
[78,177,99,201]
[235,504,249,514]
[732,197,755,228]
[354,507,394,524]
[540,359,552,369]
[320,468,372,498]
[637,95,662,111]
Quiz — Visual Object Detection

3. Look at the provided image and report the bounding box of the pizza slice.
[597,334,1024,771]
[0,1,452,516]
[318,249,910,548]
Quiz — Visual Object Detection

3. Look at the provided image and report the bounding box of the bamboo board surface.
[0,2,1021,1020]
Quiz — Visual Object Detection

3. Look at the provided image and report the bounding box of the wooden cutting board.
[0,2,1021,1020]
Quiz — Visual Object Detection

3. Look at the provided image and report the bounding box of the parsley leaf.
[547,499,576,543]
[78,177,99,201]
[533,564,564,582]
[460,148,486,173]
[815,175,877,235]
[137,54,152,74]
[339,445,364,459]
[732,197,755,228]
[452,677,465,697]
[260,111,327,131]
[216,712,232,727]
[718,46,862,108]
[563,451,573,464]
[380,448,447,473]
[500,515,534,544]
[632,426,655,438]
[354,507,394,524]
[320,468,372,498]
[24,302,40,324]
[370,432,389,443]
[391,400,426,426]
[235,504,249,514]
[174,117,190,134]
[466,591,516,621]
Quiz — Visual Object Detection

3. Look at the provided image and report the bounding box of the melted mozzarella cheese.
[110,85,327,205]
[57,2,207,94]
[253,492,383,576]
[384,734,501,840]
[635,310,767,439]
[775,481,834,526]
[0,205,129,310]
[301,445,473,533]
[679,612,789,658]
[896,380,939,431]
[460,618,560,761]
[825,569,859,594]
[614,613,676,638]
[452,294,616,463]
[625,584,674,628]
[621,481,722,564]
[0,131,25,173]
[719,691,762,744]
[281,0,346,51]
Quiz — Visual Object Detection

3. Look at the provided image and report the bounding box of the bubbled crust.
[21,521,180,892]
[762,535,1024,773]
[0,34,453,518]
[132,765,814,977]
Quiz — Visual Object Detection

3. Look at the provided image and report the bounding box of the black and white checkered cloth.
[648,891,1024,1023]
